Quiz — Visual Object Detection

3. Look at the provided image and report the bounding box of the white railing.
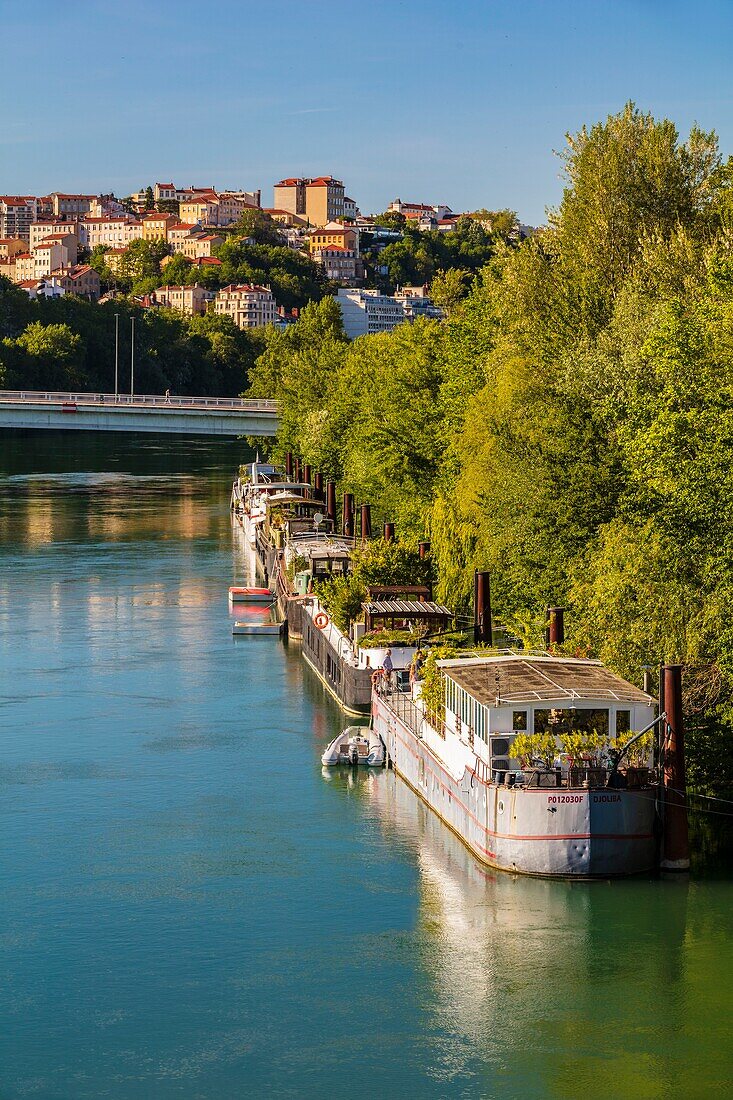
[0,390,277,412]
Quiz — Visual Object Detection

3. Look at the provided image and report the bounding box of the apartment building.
[0,196,38,240]
[154,183,260,207]
[31,235,78,274]
[214,284,277,329]
[394,285,444,321]
[0,238,27,259]
[336,288,405,339]
[51,264,100,300]
[29,220,80,249]
[167,224,224,258]
[10,237,79,282]
[308,221,358,254]
[13,253,35,282]
[273,176,345,227]
[312,246,359,284]
[179,191,253,228]
[51,193,102,218]
[184,233,223,259]
[81,218,143,250]
[154,183,177,204]
[179,193,219,227]
[167,223,197,252]
[388,198,454,220]
[154,284,215,316]
[141,213,180,241]
[264,208,308,227]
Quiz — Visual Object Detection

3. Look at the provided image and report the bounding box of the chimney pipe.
[285,451,293,478]
[473,570,492,645]
[326,481,337,525]
[314,471,323,501]
[660,664,690,872]
[360,503,372,540]
[303,463,311,486]
[547,607,565,647]
[294,457,301,483]
[342,492,354,537]
[419,541,430,560]
[383,522,395,543]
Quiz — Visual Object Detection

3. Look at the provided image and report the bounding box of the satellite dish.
[313,511,324,529]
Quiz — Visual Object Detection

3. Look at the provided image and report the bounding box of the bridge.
[0,391,278,436]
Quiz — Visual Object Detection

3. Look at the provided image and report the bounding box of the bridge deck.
[0,391,278,436]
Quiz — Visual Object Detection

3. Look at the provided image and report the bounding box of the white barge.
[372,654,659,877]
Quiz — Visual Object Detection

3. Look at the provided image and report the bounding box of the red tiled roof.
[191,256,222,266]
[51,264,95,279]
[275,178,302,187]
[156,183,175,188]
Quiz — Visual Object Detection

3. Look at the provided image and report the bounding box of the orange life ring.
[314,611,329,629]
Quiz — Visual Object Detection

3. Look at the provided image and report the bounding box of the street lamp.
[114,313,119,399]
[130,316,135,397]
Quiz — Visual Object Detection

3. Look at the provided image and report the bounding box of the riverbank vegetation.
[250,104,733,790]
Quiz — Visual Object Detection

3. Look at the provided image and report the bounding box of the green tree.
[230,208,280,245]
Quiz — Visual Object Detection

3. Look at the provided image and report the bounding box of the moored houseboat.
[301,586,453,715]
[372,654,662,877]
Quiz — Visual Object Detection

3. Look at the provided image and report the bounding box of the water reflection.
[318,767,732,1098]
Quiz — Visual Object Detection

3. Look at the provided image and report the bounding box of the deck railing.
[381,687,428,739]
[0,390,277,411]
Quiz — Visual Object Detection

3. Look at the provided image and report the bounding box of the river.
[1,430,732,1099]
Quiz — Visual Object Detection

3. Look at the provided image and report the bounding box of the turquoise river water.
[1,430,732,1100]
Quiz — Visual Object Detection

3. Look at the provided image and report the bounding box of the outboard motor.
[350,745,360,766]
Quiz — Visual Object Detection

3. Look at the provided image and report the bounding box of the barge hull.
[373,695,658,878]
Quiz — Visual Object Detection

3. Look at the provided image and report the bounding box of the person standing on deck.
[383,648,393,690]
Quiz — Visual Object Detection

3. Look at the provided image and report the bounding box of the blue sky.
[2,0,733,224]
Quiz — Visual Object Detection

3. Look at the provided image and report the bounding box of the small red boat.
[228,586,273,604]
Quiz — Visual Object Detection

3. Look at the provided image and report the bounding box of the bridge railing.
[0,391,277,412]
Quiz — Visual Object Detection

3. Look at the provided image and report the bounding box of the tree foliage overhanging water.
[248,104,733,791]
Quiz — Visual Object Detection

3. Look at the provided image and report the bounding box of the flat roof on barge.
[437,655,653,706]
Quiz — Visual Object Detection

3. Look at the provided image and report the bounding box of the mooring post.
[343,492,354,537]
[360,504,372,540]
[660,663,690,872]
[548,607,565,647]
[326,481,337,526]
[474,571,491,644]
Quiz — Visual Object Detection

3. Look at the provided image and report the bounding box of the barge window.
[616,710,631,736]
[534,707,609,738]
[513,710,528,731]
